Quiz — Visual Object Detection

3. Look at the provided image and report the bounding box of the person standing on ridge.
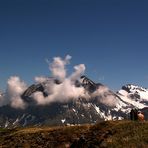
[137,111,145,121]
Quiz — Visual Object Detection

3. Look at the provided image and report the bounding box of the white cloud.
[6,76,27,109]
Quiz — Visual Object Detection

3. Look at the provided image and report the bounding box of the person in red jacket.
[137,111,145,121]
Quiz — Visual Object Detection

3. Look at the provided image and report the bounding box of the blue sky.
[0,0,148,90]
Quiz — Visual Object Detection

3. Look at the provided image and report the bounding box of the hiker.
[137,111,144,121]
[130,108,138,121]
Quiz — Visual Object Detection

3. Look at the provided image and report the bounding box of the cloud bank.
[0,55,117,109]
[32,55,86,105]
[0,55,86,108]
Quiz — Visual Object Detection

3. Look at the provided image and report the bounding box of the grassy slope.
[0,120,148,148]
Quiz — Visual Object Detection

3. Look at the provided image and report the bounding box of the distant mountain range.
[0,76,147,128]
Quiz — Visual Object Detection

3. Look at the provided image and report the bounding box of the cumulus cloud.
[0,76,27,109]
[49,55,71,81]
[0,54,117,109]
[32,55,86,105]
[6,76,27,109]
[34,76,48,83]
[33,78,86,105]
[70,64,85,82]
[91,85,117,107]
[0,55,86,108]
[32,56,116,107]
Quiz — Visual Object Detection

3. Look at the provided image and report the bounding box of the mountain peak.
[122,84,147,93]
[0,76,148,128]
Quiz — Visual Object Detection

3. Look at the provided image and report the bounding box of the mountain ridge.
[0,76,148,128]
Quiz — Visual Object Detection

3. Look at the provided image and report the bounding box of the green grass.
[0,121,148,147]
[105,121,148,147]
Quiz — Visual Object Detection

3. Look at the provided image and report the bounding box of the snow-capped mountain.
[0,76,147,128]
[117,84,148,108]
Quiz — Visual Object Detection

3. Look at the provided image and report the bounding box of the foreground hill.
[0,120,148,147]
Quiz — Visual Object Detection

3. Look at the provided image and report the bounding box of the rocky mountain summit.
[0,76,147,128]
